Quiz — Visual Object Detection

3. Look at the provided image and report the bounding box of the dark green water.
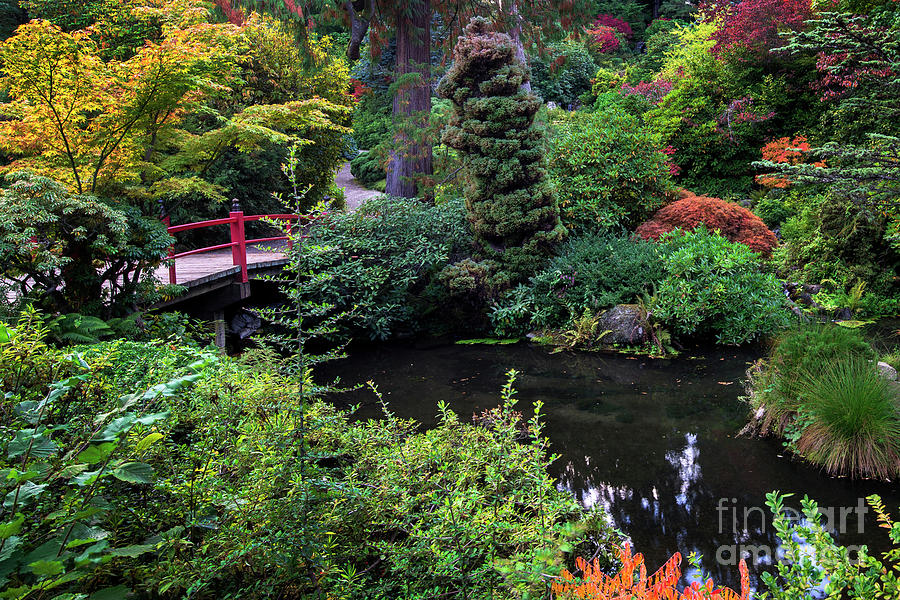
[323,341,900,591]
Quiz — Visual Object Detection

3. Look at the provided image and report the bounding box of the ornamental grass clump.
[792,358,900,480]
[745,325,900,480]
[748,325,876,436]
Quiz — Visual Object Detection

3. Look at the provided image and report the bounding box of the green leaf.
[134,412,169,427]
[93,415,137,442]
[89,586,130,600]
[76,443,116,465]
[29,559,65,576]
[110,544,154,558]
[111,462,154,484]
[73,470,102,487]
[134,433,163,455]
[7,428,58,459]
[0,515,24,539]
[0,535,22,562]
[3,481,47,508]
[0,323,11,344]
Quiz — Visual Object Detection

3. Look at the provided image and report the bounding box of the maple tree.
[636,192,778,257]
[700,0,814,58]
[0,15,241,197]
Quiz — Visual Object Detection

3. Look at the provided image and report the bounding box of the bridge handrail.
[162,201,310,285]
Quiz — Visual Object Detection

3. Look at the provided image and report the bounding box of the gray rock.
[231,311,261,340]
[597,304,648,345]
[877,361,898,381]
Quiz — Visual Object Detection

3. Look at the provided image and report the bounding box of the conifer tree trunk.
[510,0,531,93]
[386,0,432,198]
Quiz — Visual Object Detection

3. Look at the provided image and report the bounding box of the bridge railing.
[161,199,307,285]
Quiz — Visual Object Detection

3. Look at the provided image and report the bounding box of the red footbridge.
[154,200,309,344]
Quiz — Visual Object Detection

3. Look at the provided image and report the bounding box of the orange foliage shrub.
[552,544,750,600]
[756,135,825,188]
[635,193,778,257]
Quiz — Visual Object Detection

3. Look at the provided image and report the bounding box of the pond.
[322,340,900,591]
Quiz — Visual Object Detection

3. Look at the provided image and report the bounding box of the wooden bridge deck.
[154,243,288,288]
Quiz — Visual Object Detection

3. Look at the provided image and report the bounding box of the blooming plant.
[552,543,750,599]
[620,78,674,104]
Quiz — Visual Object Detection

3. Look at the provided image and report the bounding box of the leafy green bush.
[752,192,794,229]
[349,148,386,188]
[547,109,672,233]
[531,40,600,107]
[760,492,900,599]
[492,234,666,336]
[0,316,218,600]
[352,93,392,151]
[0,318,621,599]
[294,196,472,340]
[774,191,899,309]
[654,227,790,344]
[0,173,172,316]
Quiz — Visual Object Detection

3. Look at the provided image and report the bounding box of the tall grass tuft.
[752,325,875,436]
[795,358,900,480]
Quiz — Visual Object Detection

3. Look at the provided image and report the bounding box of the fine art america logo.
[714,497,869,566]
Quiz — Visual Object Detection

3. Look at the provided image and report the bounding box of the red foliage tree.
[700,0,813,57]
[588,14,632,53]
[756,135,825,188]
[636,192,778,256]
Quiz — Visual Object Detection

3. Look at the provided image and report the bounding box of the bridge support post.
[214,309,226,350]
[159,199,176,284]
[229,199,248,283]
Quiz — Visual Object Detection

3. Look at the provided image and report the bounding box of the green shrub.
[531,40,600,107]
[352,99,391,151]
[294,196,472,340]
[349,148,386,188]
[791,357,900,480]
[438,18,565,280]
[654,227,790,345]
[506,234,666,334]
[774,191,899,307]
[761,492,900,599]
[752,192,794,229]
[547,109,673,233]
[0,318,621,599]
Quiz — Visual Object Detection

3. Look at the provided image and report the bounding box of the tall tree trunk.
[386,0,432,199]
[509,0,531,93]
[344,0,371,61]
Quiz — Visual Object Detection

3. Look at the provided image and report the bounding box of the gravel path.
[336,161,382,211]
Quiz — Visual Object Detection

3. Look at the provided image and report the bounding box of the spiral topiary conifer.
[437,17,565,279]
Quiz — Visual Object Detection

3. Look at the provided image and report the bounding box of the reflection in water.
[323,341,900,590]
